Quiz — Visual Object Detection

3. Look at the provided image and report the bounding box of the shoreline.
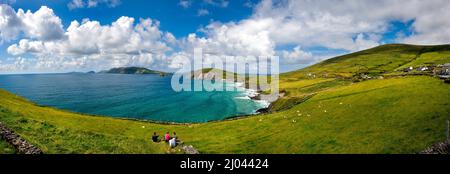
[221,80,277,114]
[0,86,277,126]
[0,73,280,125]
[191,70,279,114]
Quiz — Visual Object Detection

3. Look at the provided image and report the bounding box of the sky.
[0,0,450,74]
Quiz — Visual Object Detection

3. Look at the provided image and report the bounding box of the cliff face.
[191,68,236,81]
[191,69,280,104]
[193,72,220,80]
[190,68,275,91]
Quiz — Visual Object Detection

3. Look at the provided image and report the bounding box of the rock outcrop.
[182,145,200,154]
[420,141,450,154]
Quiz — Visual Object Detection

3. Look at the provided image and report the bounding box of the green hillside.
[273,44,450,112]
[283,44,450,79]
[1,44,449,154]
[100,67,166,75]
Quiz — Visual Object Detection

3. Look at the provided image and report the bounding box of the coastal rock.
[256,107,270,113]
[256,102,273,113]
[250,95,261,100]
[182,145,200,154]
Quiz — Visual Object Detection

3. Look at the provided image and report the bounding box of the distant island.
[99,67,168,76]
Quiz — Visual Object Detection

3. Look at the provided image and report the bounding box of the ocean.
[0,73,266,123]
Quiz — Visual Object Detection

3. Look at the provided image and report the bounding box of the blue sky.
[7,0,256,37]
[1,0,449,73]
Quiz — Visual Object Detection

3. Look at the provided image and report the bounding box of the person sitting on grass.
[169,137,177,148]
[164,132,170,142]
[151,132,159,142]
[173,132,177,140]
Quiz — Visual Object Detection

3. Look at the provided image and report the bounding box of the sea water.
[0,73,266,123]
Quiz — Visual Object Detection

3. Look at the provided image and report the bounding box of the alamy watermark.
[171,48,279,98]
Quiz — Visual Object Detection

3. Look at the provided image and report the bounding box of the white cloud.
[281,46,314,64]
[167,0,390,68]
[0,4,22,43]
[398,4,450,44]
[247,0,387,52]
[1,5,64,42]
[164,19,276,72]
[178,0,191,9]
[67,0,85,9]
[197,9,210,16]
[352,33,380,51]
[68,0,121,10]
[3,6,173,72]
[168,52,191,69]
[180,19,275,57]
[203,0,229,8]
[3,1,450,73]
[17,6,65,41]
[179,0,450,67]
[8,16,171,57]
[252,0,450,49]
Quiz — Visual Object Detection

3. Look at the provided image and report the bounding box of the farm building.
[442,63,450,74]
[403,66,413,72]
[416,66,429,71]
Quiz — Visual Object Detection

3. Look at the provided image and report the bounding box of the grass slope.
[283,44,450,79]
[1,76,449,154]
[1,44,449,154]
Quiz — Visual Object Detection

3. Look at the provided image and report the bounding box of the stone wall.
[420,141,450,154]
[0,122,43,154]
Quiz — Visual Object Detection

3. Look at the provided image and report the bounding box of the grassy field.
[0,44,449,154]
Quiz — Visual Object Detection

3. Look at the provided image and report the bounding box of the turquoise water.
[0,73,265,123]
